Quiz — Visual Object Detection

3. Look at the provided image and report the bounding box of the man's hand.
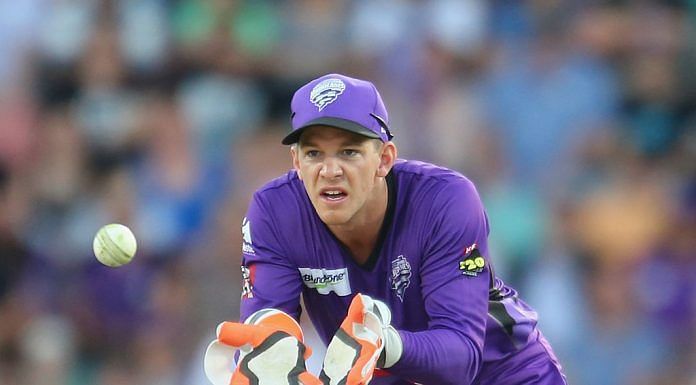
[319,294,403,385]
[204,308,322,385]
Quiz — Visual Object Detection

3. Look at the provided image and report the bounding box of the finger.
[302,342,313,360]
[344,295,382,346]
[217,322,268,348]
[371,299,391,326]
[345,294,368,326]
[230,369,251,385]
[299,371,323,385]
[203,340,238,385]
[251,309,305,342]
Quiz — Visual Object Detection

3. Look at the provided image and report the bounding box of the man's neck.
[328,178,389,265]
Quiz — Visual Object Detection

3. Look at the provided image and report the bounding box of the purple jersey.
[240,159,566,385]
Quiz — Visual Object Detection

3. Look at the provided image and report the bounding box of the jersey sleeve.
[389,178,491,385]
[239,192,303,321]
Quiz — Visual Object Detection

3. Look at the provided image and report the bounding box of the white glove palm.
[319,294,403,385]
[204,308,321,385]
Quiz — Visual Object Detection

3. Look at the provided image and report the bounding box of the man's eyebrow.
[341,137,368,146]
[300,140,317,148]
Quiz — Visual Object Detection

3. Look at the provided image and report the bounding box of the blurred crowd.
[0,0,694,384]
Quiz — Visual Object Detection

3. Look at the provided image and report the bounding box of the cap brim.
[282,117,381,145]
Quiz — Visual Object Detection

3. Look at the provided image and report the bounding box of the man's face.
[291,126,390,226]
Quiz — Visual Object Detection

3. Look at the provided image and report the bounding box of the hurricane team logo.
[310,78,346,111]
[391,255,412,302]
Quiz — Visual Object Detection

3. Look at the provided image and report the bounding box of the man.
[204,74,568,385]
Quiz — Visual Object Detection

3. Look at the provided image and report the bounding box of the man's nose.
[320,157,343,178]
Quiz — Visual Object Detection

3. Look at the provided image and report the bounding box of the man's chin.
[317,210,350,226]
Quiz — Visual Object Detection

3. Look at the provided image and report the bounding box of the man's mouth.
[320,189,347,202]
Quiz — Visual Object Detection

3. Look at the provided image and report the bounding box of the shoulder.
[392,159,486,239]
[251,170,306,209]
[246,170,313,232]
[244,170,315,255]
[392,159,480,206]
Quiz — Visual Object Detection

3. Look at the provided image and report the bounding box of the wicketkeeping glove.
[204,308,322,385]
[319,294,403,385]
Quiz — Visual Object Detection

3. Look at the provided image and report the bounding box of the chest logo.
[298,267,351,296]
[391,255,412,302]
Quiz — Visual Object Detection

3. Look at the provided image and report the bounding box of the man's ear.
[377,142,397,178]
[290,145,302,180]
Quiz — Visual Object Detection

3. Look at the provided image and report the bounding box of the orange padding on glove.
[344,295,383,384]
[205,308,322,385]
[217,311,313,362]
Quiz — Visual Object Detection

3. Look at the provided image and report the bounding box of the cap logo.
[310,78,346,111]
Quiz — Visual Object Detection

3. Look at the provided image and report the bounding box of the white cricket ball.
[93,223,137,267]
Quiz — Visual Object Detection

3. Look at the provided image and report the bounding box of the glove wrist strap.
[378,325,403,368]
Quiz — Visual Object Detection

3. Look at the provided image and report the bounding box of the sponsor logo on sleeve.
[459,243,485,277]
[241,217,255,254]
[241,264,254,299]
[298,267,351,296]
[391,255,412,302]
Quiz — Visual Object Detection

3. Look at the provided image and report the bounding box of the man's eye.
[305,150,319,158]
[342,149,359,157]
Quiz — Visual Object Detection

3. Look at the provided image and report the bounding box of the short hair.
[294,134,384,152]
[369,138,384,151]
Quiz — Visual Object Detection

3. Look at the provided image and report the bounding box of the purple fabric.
[239,159,567,384]
[283,73,391,144]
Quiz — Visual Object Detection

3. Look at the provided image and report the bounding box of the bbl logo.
[310,78,346,111]
[391,255,412,302]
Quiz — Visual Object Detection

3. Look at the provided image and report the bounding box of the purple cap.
[282,73,393,145]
